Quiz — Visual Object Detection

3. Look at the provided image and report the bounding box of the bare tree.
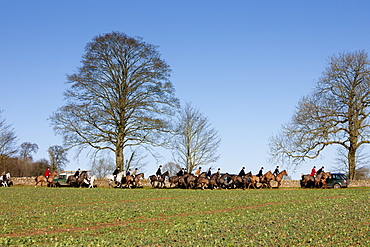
[48,145,69,171]
[332,145,370,179]
[171,103,221,173]
[90,154,115,178]
[0,110,18,172]
[19,142,39,162]
[50,31,179,170]
[269,50,370,180]
[162,161,181,177]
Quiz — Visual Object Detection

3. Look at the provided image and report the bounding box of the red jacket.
[44,169,50,177]
[310,168,316,176]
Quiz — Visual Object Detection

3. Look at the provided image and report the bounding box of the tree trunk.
[115,148,124,170]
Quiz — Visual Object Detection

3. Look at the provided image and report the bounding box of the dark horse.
[149,171,169,188]
[67,171,89,187]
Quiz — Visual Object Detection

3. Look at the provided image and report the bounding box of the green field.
[0,187,369,246]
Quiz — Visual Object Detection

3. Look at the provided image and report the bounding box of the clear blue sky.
[1,1,370,179]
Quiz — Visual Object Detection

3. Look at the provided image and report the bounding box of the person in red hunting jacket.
[310,166,316,176]
[44,167,51,179]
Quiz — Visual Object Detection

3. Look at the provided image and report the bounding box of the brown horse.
[35,171,58,187]
[178,173,192,189]
[149,171,169,188]
[67,171,89,187]
[260,171,274,188]
[122,175,134,188]
[169,176,180,188]
[240,171,253,189]
[248,175,260,189]
[301,174,315,188]
[208,173,219,190]
[230,175,243,189]
[218,173,233,189]
[133,173,144,187]
[196,176,209,190]
[273,170,288,188]
[315,171,332,188]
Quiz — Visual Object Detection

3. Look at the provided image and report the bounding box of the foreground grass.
[0,187,369,246]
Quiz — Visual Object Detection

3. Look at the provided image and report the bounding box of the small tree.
[171,103,221,173]
[90,155,115,178]
[48,145,69,171]
[0,110,18,172]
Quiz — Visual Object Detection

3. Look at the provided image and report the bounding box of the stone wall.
[6,177,370,188]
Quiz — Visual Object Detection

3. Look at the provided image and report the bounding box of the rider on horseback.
[44,166,50,180]
[310,166,316,176]
[177,168,185,177]
[74,168,81,180]
[132,168,138,177]
[238,167,246,177]
[273,166,280,177]
[206,167,212,178]
[113,167,120,181]
[156,165,162,179]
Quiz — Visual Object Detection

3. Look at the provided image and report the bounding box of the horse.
[1,173,11,187]
[315,171,331,188]
[196,175,209,190]
[186,174,197,189]
[240,171,252,189]
[133,173,144,187]
[67,171,89,187]
[208,173,220,190]
[149,171,169,188]
[122,175,135,188]
[230,175,243,189]
[35,171,58,187]
[178,173,192,189]
[218,173,233,189]
[301,174,315,188]
[169,176,180,188]
[260,171,274,188]
[247,175,261,189]
[105,171,125,188]
[88,175,97,188]
[273,170,288,188]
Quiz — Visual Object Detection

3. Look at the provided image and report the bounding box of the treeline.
[1,155,49,177]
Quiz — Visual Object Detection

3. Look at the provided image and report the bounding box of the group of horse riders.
[152,164,288,189]
[301,165,330,188]
[113,167,139,181]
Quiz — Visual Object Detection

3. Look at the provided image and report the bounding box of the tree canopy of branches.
[50,31,179,170]
[269,50,370,180]
[19,142,39,162]
[48,145,69,171]
[0,110,18,172]
[171,103,220,173]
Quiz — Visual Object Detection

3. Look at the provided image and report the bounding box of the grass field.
[0,187,369,246]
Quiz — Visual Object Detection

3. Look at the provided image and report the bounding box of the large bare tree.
[269,50,370,180]
[50,32,179,170]
[171,103,220,173]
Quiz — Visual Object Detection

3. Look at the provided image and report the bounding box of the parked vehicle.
[54,172,74,187]
[325,173,349,188]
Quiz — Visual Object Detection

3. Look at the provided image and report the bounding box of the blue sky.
[1,1,370,179]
